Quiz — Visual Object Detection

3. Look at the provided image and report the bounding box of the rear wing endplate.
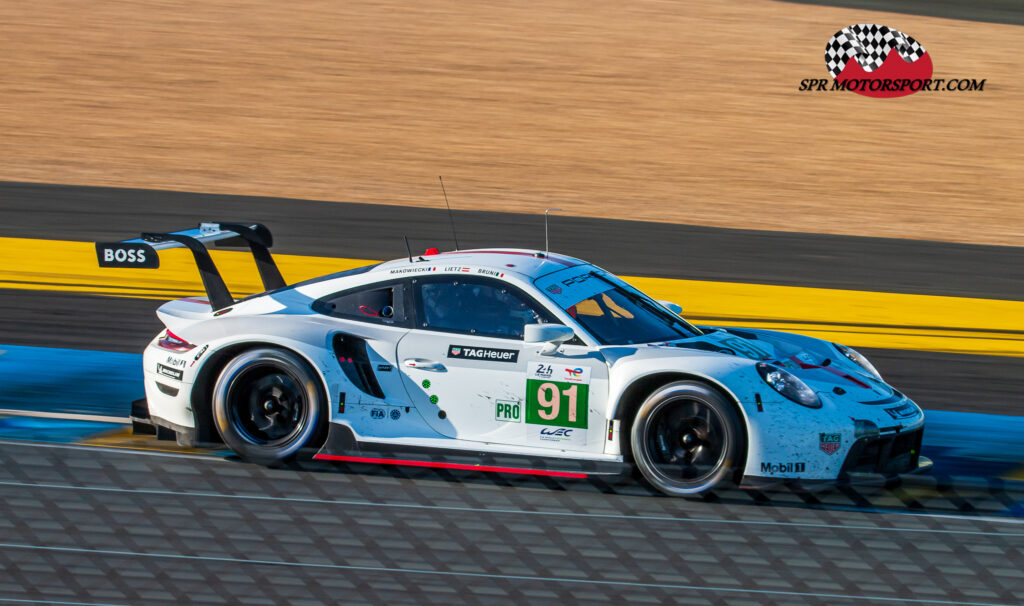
[96,222,285,310]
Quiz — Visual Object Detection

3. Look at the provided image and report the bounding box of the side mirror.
[524,323,575,355]
[657,300,683,315]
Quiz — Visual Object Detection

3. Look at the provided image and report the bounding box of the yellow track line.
[2,237,1023,357]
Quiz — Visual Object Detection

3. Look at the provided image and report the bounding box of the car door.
[396,274,609,451]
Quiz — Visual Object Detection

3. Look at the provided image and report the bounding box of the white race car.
[97,222,929,495]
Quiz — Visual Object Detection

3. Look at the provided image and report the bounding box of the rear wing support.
[96,222,285,311]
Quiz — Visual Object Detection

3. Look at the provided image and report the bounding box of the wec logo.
[540,427,573,437]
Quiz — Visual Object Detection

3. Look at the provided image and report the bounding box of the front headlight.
[833,343,882,379]
[756,363,822,409]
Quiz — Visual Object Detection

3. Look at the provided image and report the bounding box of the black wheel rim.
[227,365,309,447]
[645,397,728,485]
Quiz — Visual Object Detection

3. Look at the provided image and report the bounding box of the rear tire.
[212,347,325,465]
[630,381,744,496]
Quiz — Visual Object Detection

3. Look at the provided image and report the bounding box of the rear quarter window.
[312,281,410,326]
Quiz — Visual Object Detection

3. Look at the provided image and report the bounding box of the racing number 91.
[526,379,588,429]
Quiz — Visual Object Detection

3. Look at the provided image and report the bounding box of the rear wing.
[95,222,285,310]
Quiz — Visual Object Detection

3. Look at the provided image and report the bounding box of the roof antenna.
[404,235,413,263]
[544,208,563,256]
[438,176,460,250]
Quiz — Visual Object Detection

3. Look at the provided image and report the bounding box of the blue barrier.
[0,344,142,416]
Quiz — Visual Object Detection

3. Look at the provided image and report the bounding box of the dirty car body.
[98,223,928,495]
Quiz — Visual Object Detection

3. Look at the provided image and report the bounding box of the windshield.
[537,269,702,345]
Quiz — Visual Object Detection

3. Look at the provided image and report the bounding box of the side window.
[416,278,553,339]
[313,282,409,326]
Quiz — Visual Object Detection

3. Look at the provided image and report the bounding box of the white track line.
[0,439,219,462]
[0,598,129,606]
[2,479,1021,535]
[0,542,1012,606]
[0,409,129,424]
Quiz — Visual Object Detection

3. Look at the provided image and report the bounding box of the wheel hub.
[647,398,727,483]
[228,369,308,446]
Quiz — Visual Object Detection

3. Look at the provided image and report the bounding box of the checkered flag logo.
[825,24,927,78]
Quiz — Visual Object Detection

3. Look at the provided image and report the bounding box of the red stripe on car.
[313,454,587,478]
[789,356,870,389]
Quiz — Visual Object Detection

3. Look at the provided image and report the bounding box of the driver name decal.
[447,345,519,363]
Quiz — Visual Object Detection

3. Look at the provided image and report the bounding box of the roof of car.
[374,248,586,280]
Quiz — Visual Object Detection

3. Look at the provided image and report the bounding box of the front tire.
[630,381,744,496]
[212,347,325,464]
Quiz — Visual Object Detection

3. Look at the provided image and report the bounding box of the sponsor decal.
[884,402,919,419]
[389,266,437,274]
[526,362,591,429]
[164,355,186,369]
[545,285,562,295]
[539,363,588,385]
[389,408,401,420]
[447,345,519,363]
[95,242,159,268]
[189,344,209,367]
[156,363,183,381]
[376,364,393,372]
[760,461,806,474]
[476,268,504,277]
[370,408,385,420]
[495,400,522,423]
[533,363,553,379]
[717,336,772,360]
[820,433,842,455]
[527,425,586,447]
[799,24,985,98]
[561,273,594,287]
[540,427,574,441]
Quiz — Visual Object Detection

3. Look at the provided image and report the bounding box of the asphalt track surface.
[4,181,1024,299]
[2,182,1024,604]
[776,0,1024,27]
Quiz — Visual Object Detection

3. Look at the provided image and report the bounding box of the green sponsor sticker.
[495,400,522,423]
[525,379,588,429]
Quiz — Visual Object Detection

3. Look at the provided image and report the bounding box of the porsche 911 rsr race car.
[96,222,929,496]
